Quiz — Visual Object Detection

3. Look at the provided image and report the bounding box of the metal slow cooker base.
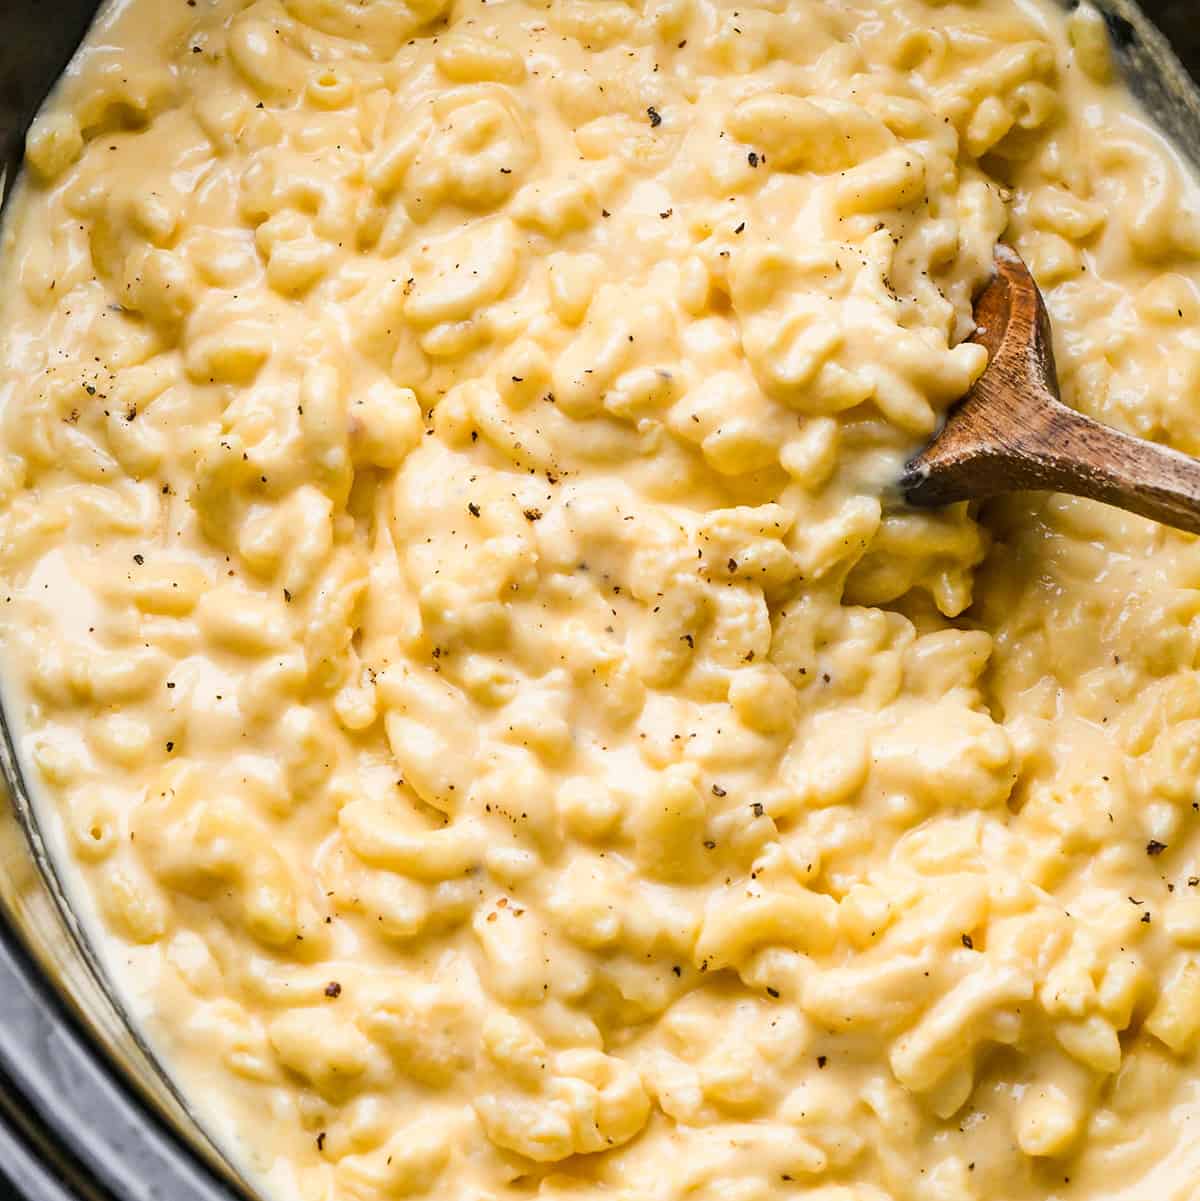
[0,926,234,1201]
[0,1,1198,1199]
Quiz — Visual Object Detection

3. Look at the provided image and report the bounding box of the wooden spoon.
[902,245,1200,535]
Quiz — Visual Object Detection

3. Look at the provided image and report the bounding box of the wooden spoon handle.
[904,399,1200,536]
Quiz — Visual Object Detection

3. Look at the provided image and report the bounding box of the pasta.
[1,0,1200,1199]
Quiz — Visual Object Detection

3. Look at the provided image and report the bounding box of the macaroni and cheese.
[2,0,1200,1198]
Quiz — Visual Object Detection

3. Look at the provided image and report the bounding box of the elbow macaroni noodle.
[3,0,1200,1197]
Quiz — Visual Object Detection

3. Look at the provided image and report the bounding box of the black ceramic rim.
[0,910,240,1201]
[0,2,1196,1200]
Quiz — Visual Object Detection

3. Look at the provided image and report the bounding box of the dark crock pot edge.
[0,2,1197,1199]
[0,912,240,1201]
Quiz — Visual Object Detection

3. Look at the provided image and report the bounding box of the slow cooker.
[0,2,1198,1198]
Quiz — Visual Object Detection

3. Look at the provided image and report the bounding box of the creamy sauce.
[3,0,1200,1198]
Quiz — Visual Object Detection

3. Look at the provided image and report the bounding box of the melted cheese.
[3,1,1200,1199]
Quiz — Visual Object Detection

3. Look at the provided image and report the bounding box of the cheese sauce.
[2,1,1200,1199]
